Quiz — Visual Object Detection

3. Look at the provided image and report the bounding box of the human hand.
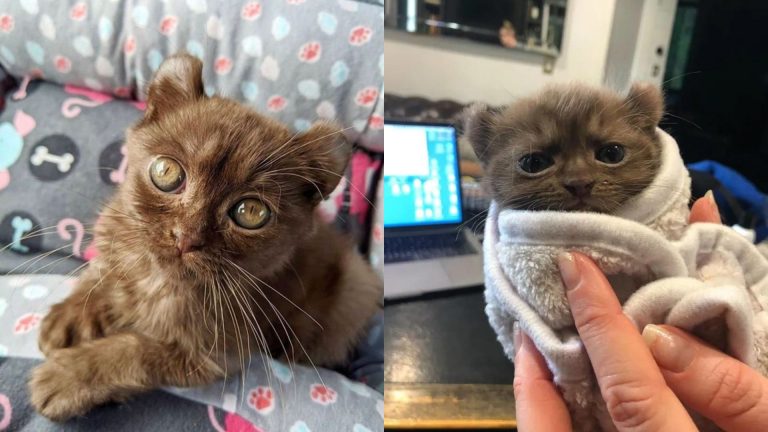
[513,194,768,431]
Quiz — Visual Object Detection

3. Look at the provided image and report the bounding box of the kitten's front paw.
[29,351,106,421]
[39,300,104,355]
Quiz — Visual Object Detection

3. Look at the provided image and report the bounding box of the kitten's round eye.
[518,152,554,174]
[230,199,271,229]
[595,144,626,164]
[149,157,185,192]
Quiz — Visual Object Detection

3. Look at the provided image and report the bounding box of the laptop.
[383,120,484,299]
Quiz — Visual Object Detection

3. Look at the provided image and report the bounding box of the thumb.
[643,324,768,431]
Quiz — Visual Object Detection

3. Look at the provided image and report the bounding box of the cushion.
[0,0,383,151]
[0,274,384,431]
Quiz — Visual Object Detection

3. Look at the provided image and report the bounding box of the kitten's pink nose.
[563,179,595,198]
[174,230,204,255]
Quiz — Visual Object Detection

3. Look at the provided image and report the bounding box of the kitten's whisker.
[222,270,278,404]
[6,242,76,274]
[662,112,703,131]
[265,172,325,202]
[259,129,305,169]
[221,269,260,406]
[263,127,355,171]
[224,259,295,362]
[230,261,322,329]
[225,259,325,387]
[267,165,378,210]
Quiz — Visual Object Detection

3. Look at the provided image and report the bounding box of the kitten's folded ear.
[625,82,664,133]
[294,122,352,204]
[461,103,499,165]
[144,53,205,122]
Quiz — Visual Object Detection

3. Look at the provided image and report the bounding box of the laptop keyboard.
[384,232,477,263]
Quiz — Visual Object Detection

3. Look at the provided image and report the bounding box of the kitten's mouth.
[564,198,603,212]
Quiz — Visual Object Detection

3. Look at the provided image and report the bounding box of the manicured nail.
[704,190,716,207]
[557,252,580,291]
[513,322,521,356]
[642,324,695,373]
[704,190,722,221]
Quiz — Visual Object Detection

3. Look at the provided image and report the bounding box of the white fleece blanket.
[484,129,768,431]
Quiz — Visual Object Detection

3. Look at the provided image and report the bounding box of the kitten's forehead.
[130,98,309,203]
[497,85,638,143]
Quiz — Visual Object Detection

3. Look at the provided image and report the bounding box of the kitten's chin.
[562,198,619,213]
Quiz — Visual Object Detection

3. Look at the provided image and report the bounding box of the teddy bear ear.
[145,53,205,122]
[625,82,664,133]
[461,103,500,165]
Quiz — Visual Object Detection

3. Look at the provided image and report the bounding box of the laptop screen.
[383,122,463,228]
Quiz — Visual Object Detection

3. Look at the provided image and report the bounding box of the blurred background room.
[383,0,768,430]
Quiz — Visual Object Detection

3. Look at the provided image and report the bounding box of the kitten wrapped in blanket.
[28,54,382,421]
[464,83,768,431]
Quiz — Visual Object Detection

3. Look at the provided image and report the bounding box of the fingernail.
[642,325,695,373]
[704,190,722,221]
[557,252,580,291]
[704,190,716,207]
[513,322,521,356]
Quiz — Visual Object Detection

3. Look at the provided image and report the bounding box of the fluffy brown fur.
[463,83,665,213]
[29,54,382,421]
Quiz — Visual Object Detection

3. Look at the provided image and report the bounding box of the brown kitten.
[463,82,664,213]
[28,54,382,421]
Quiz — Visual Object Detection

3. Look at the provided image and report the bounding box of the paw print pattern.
[0,15,14,33]
[298,41,321,63]
[372,224,383,242]
[248,386,275,415]
[14,312,42,334]
[214,56,233,75]
[349,25,372,46]
[54,56,71,73]
[69,2,87,21]
[369,114,384,130]
[355,87,379,107]
[267,95,287,112]
[123,36,136,56]
[241,2,262,21]
[309,384,338,406]
[159,16,178,36]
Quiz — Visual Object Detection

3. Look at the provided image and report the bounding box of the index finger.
[558,252,697,431]
[514,330,572,431]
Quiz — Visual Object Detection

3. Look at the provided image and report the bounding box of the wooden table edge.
[384,383,517,429]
